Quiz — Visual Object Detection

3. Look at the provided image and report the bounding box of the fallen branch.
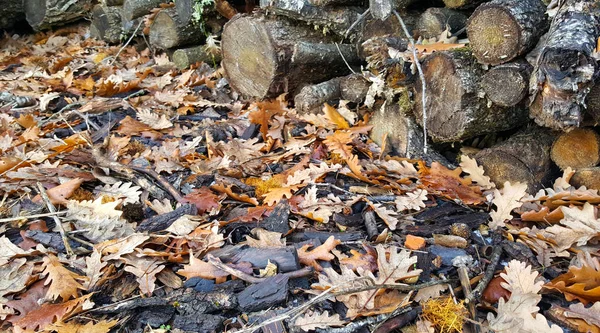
[466,245,502,304]
[36,182,73,256]
[206,254,314,284]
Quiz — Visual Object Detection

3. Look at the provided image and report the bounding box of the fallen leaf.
[460,155,495,189]
[489,182,528,230]
[297,236,341,271]
[41,254,85,301]
[183,187,224,214]
[245,228,285,248]
[177,252,229,283]
[323,103,349,129]
[123,255,165,296]
[418,161,485,205]
[295,311,346,331]
[46,319,118,333]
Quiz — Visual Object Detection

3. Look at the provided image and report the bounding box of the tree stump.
[90,5,123,44]
[222,14,361,99]
[149,8,205,49]
[467,0,547,65]
[0,0,25,30]
[172,45,222,69]
[475,128,555,192]
[25,0,93,31]
[122,0,167,21]
[417,7,467,38]
[551,128,600,170]
[481,61,532,107]
[529,0,600,130]
[413,49,528,142]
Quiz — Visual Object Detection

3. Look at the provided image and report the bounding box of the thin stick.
[466,245,502,304]
[393,10,428,154]
[0,211,67,223]
[108,19,144,66]
[335,42,356,74]
[344,8,370,40]
[36,182,73,256]
[206,254,313,283]
[129,165,186,203]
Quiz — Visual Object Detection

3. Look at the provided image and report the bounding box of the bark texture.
[172,45,222,69]
[222,14,361,99]
[25,0,93,31]
[149,8,205,49]
[571,168,600,190]
[481,61,532,107]
[413,49,528,142]
[0,0,25,30]
[529,0,600,130]
[105,0,124,5]
[417,7,467,38]
[443,0,486,9]
[369,0,416,20]
[467,0,547,65]
[122,0,168,21]
[90,5,123,44]
[294,74,370,114]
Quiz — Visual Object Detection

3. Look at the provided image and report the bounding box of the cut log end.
[149,10,183,49]
[551,128,600,170]
[570,167,600,190]
[481,62,531,107]
[416,8,467,39]
[443,0,483,9]
[467,6,521,65]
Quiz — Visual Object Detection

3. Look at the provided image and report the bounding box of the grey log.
[0,0,25,30]
[25,0,93,31]
[481,61,532,107]
[149,7,205,49]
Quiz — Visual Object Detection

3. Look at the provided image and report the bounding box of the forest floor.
[0,23,598,333]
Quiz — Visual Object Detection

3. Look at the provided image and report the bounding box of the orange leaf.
[115,116,153,136]
[323,103,349,129]
[41,254,85,301]
[183,187,224,214]
[263,186,297,206]
[36,178,84,205]
[404,235,426,250]
[298,236,341,271]
[16,114,37,129]
[210,184,258,206]
[249,99,287,140]
[13,295,92,332]
[545,264,600,305]
[520,206,564,223]
[177,252,229,283]
[324,131,354,160]
[339,245,378,272]
[418,161,484,205]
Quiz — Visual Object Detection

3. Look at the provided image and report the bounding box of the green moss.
[397,88,413,114]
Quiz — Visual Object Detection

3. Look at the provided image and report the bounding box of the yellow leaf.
[323,103,349,129]
[41,255,85,301]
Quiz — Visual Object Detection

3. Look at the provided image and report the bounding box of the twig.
[335,42,356,74]
[466,245,502,304]
[35,182,73,256]
[344,8,370,40]
[206,254,313,284]
[393,10,428,154]
[108,19,144,66]
[331,278,448,296]
[0,211,67,223]
[129,165,186,204]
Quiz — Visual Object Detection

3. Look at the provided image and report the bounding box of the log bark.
[259,0,364,37]
[149,8,205,49]
[587,81,600,124]
[481,61,532,107]
[90,5,123,44]
[294,74,370,114]
[413,49,528,142]
[222,14,361,99]
[529,0,600,130]
[416,7,467,38]
[475,128,555,192]
[122,0,168,21]
[212,245,301,272]
[466,0,547,65]
[174,0,194,25]
[443,0,486,8]
[550,128,600,170]
[172,45,222,69]
[309,0,364,6]
[570,168,600,190]
[369,0,417,21]
[370,100,425,158]
[0,0,25,30]
[105,0,124,5]
[25,0,93,31]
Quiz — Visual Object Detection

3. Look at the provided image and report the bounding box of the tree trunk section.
[105,0,124,5]
[122,0,167,21]
[587,81,600,124]
[570,168,600,190]
[551,128,600,170]
[259,0,364,37]
[0,0,25,30]
[309,0,364,6]
[369,0,417,21]
[443,0,486,9]
[417,7,467,38]
[175,0,194,25]
[413,49,528,142]
[172,45,222,69]
[529,0,600,130]
[474,128,555,192]
[294,74,369,114]
[481,61,532,107]
[149,8,205,49]
[467,0,547,65]
[25,0,93,31]
[90,5,123,44]
[222,14,361,99]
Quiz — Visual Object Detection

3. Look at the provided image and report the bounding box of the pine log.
[122,0,167,21]
[550,128,600,170]
[172,45,222,69]
[416,7,467,38]
[466,0,547,65]
[0,0,25,30]
[475,128,555,192]
[258,0,364,37]
[413,49,528,142]
[105,0,124,5]
[222,14,361,99]
[570,168,600,190]
[294,74,370,114]
[24,0,93,31]
[443,0,486,8]
[481,61,532,107]
[90,5,123,44]
[149,8,205,49]
[529,0,600,130]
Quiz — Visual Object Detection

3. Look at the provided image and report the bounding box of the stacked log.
[25,0,93,31]
[0,0,25,30]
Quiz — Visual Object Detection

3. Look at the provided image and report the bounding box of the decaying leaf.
[294,311,346,331]
[41,254,85,301]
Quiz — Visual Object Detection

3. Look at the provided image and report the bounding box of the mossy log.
[25,0,93,31]
[413,49,528,142]
[529,0,600,130]
[222,14,361,99]
[294,74,370,114]
[149,8,205,49]
[570,168,600,190]
[443,0,486,9]
[416,7,467,38]
[0,0,25,30]
[90,5,123,44]
[172,45,222,69]
[551,128,600,170]
[475,128,555,192]
[466,0,547,65]
[258,0,364,37]
[122,0,168,21]
[105,0,124,5]
[481,61,532,107]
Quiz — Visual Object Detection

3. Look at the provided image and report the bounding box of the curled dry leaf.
[545,262,600,305]
[418,162,485,205]
[41,254,85,301]
[489,182,528,230]
[297,236,341,271]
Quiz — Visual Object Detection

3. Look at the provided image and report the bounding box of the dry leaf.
[46,319,118,333]
[245,228,285,248]
[177,252,229,283]
[489,182,528,230]
[418,161,485,205]
[40,178,83,205]
[323,103,349,129]
[545,262,600,305]
[41,254,85,301]
[395,189,428,212]
[0,258,32,302]
[295,311,346,331]
[136,109,173,130]
[460,155,494,189]
[183,187,223,215]
[368,202,399,230]
[543,203,600,253]
[123,255,165,296]
[298,236,341,271]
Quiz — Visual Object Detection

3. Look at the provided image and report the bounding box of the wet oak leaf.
[297,236,341,271]
[41,254,85,301]
[489,182,528,230]
[295,311,346,331]
[418,161,485,205]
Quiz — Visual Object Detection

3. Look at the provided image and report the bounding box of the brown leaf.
[245,228,285,248]
[177,252,229,283]
[41,178,84,205]
[545,263,600,305]
[263,186,297,206]
[47,319,118,333]
[183,187,224,214]
[0,258,33,302]
[338,245,378,272]
[41,254,85,301]
[294,311,346,331]
[123,255,165,296]
[297,236,341,271]
[5,280,49,324]
[323,103,349,129]
[418,161,485,205]
[249,99,287,140]
[13,294,92,332]
[210,183,259,206]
